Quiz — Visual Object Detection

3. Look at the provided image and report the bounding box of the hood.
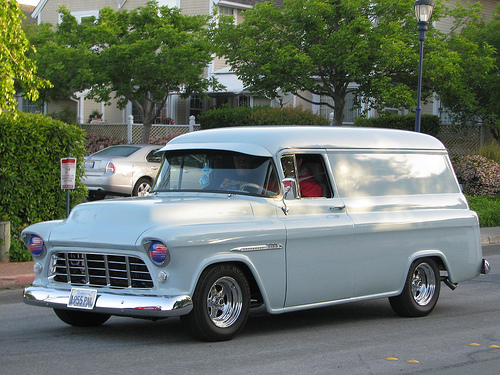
[48,194,259,249]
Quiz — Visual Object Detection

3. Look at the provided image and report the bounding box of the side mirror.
[282,178,298,200]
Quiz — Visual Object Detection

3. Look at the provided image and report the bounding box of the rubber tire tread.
[389,257,441,317]
[181,264,250,342]
[54,308,111,327]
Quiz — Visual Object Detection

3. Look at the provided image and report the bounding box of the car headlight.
[27,235,45,258]
[144,240,170,266]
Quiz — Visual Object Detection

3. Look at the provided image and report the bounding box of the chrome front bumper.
[23,285,193,318]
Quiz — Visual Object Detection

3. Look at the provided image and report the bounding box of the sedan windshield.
[153,150,280,197]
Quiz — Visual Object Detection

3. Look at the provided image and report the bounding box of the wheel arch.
[134,175,154,187]
[195,260,265,308]
[397,251,449,293]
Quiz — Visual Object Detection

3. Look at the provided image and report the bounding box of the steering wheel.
[239,183,261,194]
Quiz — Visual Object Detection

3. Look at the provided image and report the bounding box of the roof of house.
[19,4,36,25]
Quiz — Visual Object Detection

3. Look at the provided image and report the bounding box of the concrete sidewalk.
[1,227,500,291]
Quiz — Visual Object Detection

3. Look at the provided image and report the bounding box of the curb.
[482,236,500,245]
[0,275,34,291]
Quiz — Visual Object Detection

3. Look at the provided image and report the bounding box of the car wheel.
[133,177,152,196]
[87,191,105,201]
[180,264,250,341]
[53,309,111,327]
[389,257,441,317]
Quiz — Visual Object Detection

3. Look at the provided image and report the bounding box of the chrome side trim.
[23,285,192,318]
[231,243,283,252]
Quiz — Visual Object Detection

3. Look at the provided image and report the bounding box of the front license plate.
[68,288,97,310]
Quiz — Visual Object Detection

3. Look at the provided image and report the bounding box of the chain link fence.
[80,122,495,155]
[80,123,201,144]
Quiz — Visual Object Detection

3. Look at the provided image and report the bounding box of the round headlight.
[28,235,44,257]
[148,241,169,266]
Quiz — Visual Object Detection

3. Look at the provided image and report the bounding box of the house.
[26,0,499,128]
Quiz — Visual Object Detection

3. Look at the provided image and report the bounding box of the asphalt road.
[1,245,499,375]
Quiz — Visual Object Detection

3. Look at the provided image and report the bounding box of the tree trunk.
[141,122,152,144]
[332,93,346,126]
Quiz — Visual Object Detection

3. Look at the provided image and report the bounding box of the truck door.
[279,153,355,308]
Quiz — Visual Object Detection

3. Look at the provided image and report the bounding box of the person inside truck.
[296,156,324,197]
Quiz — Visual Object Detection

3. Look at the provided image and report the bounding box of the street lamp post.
[414,0,434,132]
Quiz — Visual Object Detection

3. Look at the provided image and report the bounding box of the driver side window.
[281,154,332,198]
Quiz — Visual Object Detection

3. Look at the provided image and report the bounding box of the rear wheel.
[181,264,250,341]
[54,309,111,327]
[133,177,152,196]
[389,258,441,317]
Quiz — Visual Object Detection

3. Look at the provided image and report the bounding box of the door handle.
[330,205,346,211]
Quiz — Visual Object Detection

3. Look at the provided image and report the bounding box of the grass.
[467,195,500,227]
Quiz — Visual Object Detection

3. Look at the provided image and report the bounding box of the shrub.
[354,114,440,137]
[0,111,88,261]
[149,134,182,146]
[198,105,329,129]
[248,107,330,126]
[84,133,126,155]
[49,108,77,124]
[451,155,500,196]
[198,105,255,129]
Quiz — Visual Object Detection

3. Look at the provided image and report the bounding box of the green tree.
[30,1,218,143]
[0,0,49,112]
[435,2,499,141]
[214,0,493,126]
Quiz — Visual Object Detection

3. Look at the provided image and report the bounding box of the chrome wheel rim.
[137,182,151,196]
[206,276,243,328]
[411,263,437,306]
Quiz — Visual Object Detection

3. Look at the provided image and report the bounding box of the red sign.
[60,158,77,189]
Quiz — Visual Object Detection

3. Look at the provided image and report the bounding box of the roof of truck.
[159,126,446,156]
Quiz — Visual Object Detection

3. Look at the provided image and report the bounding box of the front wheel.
[389,258,441,317]
[54,309,111,327]
[180,264,250,341]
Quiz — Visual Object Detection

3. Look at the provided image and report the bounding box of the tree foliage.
[214,0,493,126]
[435,2,499,141]
[30,1,218,143]
[0,0,49,112]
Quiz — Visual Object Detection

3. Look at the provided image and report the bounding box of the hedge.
[353,114,440,137]
[198,105,329,129]
[0,111,87,261]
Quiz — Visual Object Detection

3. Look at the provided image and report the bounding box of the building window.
[239,95,250,107]
[19,97,42,113]
[190,95,204,117]
[218,6,237,25]
[60,10,99,24]
[157,0,179,7]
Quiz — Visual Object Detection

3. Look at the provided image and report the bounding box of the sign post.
[61,155,77,217]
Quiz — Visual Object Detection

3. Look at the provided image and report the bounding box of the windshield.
[153,150,280,197]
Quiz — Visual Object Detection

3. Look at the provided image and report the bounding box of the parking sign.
[60,157,77,189]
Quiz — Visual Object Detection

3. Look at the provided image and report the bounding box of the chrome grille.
[50,252,154,289]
